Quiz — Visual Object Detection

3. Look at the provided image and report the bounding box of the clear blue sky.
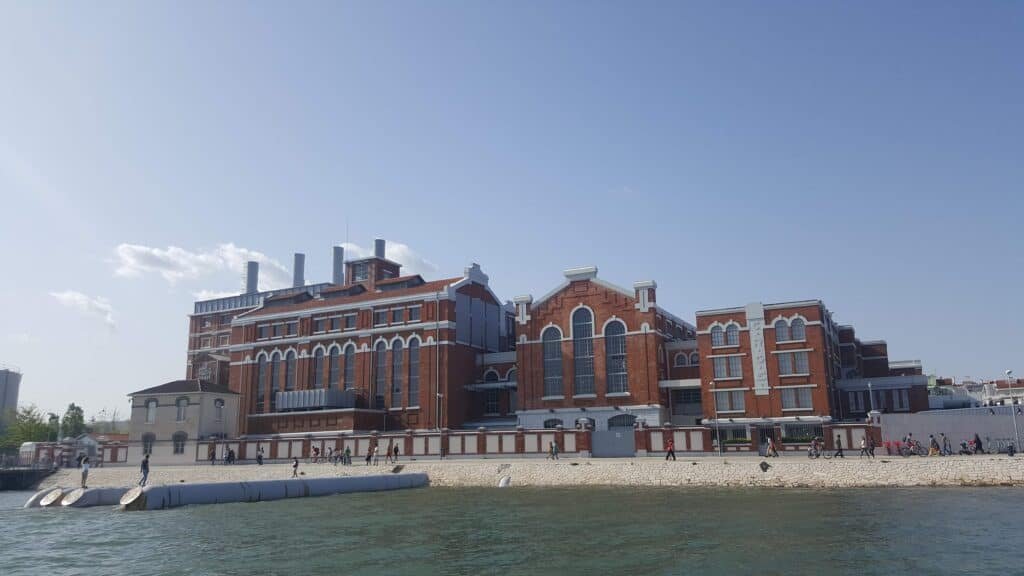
[2,2,1021,418]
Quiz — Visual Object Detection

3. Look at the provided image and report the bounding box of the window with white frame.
[314,319,326,333]
[172,431,187,454]
[710,325,724,346]
[374,310,388,326]
[257,325,269,339]
[713,356,744,379]
[330,317,341,331]
[374,342,387,408]
[175,397,188,421]
[285,351,296,391]
[286,322,297,336]
[777,351,809,376]
[392,309,403,323]
[408,339,420,404]
[572,309,595,395]
[312,348,324,389]
[674,353,688,367]
[270,352,280,410]
[218,335,229,347]
[790,318,806,341]
[145,399,157,423]
[725,324,739,346]
[353,263,369,281]
[256,356,266,412]
[774,319,790,342]
[344,314,357,330]
[408,306,421,322]
[713,390,745,412]
[392,340,404,397]
[343,344,355,390]
[484,389,499,415]
[142,433,155,454]
[542,327,562,397]
[690,353,699,365]
[605,321,628,394]
[200,337,212,349]
[214,399,224,421]
[781,387,813,410]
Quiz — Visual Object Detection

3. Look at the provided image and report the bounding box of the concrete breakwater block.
[62,487,131,508]
[120,473,430,511]
[23,488,55,508]
[38,488,68,508]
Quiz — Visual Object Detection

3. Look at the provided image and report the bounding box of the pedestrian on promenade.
[940,433,951,456]
[666,437,677,461]
[973,433,984,454]
[552,441,560,460]
[365,447,373,466]
[859,437,869,458]
[139,454,150,487]
[209,448,216,466]
[373,445,380,466]
[393,443,400,462]
[291,457,299,478]
[928,435,940,456]
[80,456,90,488]
[385,440,394,464]
[867,435,876,458]
[833,436,844,459]
[344,446,352,465]
[256,447,264,466]
[767,436,779,458]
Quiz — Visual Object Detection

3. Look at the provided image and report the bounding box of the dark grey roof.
[129,379,237,396]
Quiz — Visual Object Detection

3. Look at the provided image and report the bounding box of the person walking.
[373,445,380,466]
[928,435,940,456]
[365,447,373,466]
[209,448,216,466]
[859,437,870,458]
[767,436,779,458]
[940,433,951,456]
[393,443,400,463]
[973,433,984,455]
[139,454,150,487]
[867,434,876,459]
[552,441,560,461]
[665,437,677,461]
[80,456,90,488]
[256,447,264,466]
[344,446,352,465]
[833,435,844,459]
[385,440,394,464]
[291,457,299,478]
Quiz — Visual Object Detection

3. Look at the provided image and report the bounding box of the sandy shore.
[38,454,1024,490]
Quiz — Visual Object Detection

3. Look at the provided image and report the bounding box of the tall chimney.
[245,261,259,294]
[332,246,345,285]
[374,238,386,259]
[292,253,305,288]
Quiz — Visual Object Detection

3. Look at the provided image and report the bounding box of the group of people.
[208,448,236,465]
[890,433,997,456]
[363,442,401,466]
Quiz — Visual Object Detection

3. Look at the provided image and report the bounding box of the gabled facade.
[513,266,695,431]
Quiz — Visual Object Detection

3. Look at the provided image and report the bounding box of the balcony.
[274,389,357,412]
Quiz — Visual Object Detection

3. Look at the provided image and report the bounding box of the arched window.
[141,433,155,454]
[710,325,724,346]
[774,319,791,342]
[725,324,739,346]
[391,340,404,401]
[270,352,280,411]
[312,348,324,389]
[543,418,563,429]
[605,321,628,394]
[484,370,499,382]
[674,353,688,367]
[408,339,420,405]
[343,344,355,391]
[145,399,158,423]
[506,368,517,382]
[214,399,224,421]
[172,431,188,455]
[284,351,296,391]
[256,355,267,412]
[542,327,563,397]
[790,318,806,341]
[175,397,188,421]
[690,352,700,366]
[509,388,517,413]
[572,309,595,395]
[374,342,387,408]
[607,414,637,429]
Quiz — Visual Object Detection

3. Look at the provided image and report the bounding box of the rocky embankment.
[38,454,1024,490]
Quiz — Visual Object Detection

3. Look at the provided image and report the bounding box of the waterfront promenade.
[39,454,1024,490]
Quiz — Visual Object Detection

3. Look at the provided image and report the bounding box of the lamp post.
[867,381,874,412]
[1007,370,1019,450]
[711,380,722,457]
[436,392,444,431]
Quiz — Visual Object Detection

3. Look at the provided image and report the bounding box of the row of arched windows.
[255,341,421,412]
[542,308,629,397]
[673,352,701,367]
[710,324,740,347]
[774,317,806,342]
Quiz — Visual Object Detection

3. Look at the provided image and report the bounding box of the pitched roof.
[129,379,237,396]
[242,277,461,317]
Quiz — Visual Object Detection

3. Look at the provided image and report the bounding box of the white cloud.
[191,289,239,301]
[339,240,439,278]
[112,243,291,291]
[50,290,116,329]
[7,332,40,344]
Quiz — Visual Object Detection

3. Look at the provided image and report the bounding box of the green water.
[2,486,1021,575]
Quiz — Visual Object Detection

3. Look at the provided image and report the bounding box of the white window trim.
[407,405,420,410]
[779,373,812,378]
[572,393,597,399]
[541,395,565,401]
[775,383,817,388]
[775,338,807,344]
[711,386,749,392]
[770,348,814,354]
[716,409,746,414]
[606,392,631,398]
[713,376,744,382]
[711,344,740,350]
[781,407,815,412]
[707,353,747,359]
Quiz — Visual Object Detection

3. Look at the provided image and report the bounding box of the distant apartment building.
[0,366,22,427]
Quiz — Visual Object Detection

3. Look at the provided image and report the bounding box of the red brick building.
[513,266,696,431]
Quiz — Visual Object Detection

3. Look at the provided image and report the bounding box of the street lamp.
[436,392,444,431]
[867,381,874,412]
[1007,370,1019,450]
[710,380,722,457]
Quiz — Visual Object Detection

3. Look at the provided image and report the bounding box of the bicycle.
[807,445,833,460]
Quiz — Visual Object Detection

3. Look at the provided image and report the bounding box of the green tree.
[0,405,53,452]
[60,403,86,438]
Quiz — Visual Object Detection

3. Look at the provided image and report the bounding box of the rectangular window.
[728,356,742,378]
[714,356,743,379]
[313,319,326,333]
[778,351,809,376]
[286,322,297,336]
[848,391,864,412]
[408,306,421,322]
[202,318,212,328]
[145,400,157,423]
[894,389,910,411]
[218,335,229,347]
[485,389,499,415]
[714,390,745,412]
[392,309,403,323]
[374,310,388,326]
[200,337,212,348]
[257,325,269,339]
[330,317,341,331]
[272,324,283,338]
[353,263,369,281]
[781,387,813,410]
[344,314,357,330]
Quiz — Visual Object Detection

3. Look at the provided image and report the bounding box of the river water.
[2,486,1021,575]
